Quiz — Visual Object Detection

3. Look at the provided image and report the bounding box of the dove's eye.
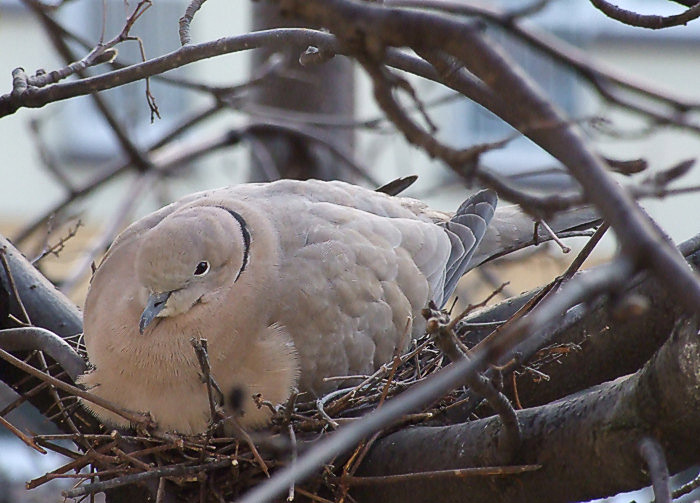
[194,261,210,276]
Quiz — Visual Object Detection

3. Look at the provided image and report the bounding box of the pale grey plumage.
[78,179,586,434]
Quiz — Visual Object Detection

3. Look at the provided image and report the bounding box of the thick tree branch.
[354,317,700,503]
[0,234,92,433]
[0,235,81,336]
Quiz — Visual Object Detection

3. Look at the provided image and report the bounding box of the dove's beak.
[139,291,171,334]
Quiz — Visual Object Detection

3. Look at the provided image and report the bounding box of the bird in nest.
[78,178,595,434]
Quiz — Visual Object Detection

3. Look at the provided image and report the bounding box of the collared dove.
[78,179,595,434]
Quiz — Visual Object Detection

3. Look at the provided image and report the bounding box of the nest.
[4,294,573,503]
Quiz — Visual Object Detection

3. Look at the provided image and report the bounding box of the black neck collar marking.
[217,206,250,282]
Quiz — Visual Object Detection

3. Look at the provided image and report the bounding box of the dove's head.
[135,205,250,334]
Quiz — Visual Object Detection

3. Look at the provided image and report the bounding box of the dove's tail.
[438,189,498,306]
[437,190,602,307]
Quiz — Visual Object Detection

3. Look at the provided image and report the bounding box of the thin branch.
[559,223,610,282]
[388,1,700,137]
[34,348,83,436]
[287,424,298,502]
[358,57,479,176]
[28,118,74,191]
[385,0,700,113]
[0,29,340,118]
[27,438,122,490]
[179,0,208,45]
[13,103,222,244]
[423,298,521,462]
[673,470,700,499]
[475,168,582,213]
[641,158,695,187]
[23,0,156,173]
[0,248,32,324]
[190,337,224,423]
[280,0,700,311]
[0,414,46,453]
[62,458,233,498]
[226,417,270,478]
[395,49,587,213]
[535,220,571,253]
[505,0,554,20]
[340,464,541,486]
[24,0,151,88]
[235,344,494,503]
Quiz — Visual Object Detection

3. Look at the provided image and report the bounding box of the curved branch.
[0,234,89,433]
[179,0,208,45]
[0,327,85,381]
[589,0,700,29]
[24,0,155,173]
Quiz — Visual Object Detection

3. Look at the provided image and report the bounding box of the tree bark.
[0,235,82,337]
[353,317,700,503]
